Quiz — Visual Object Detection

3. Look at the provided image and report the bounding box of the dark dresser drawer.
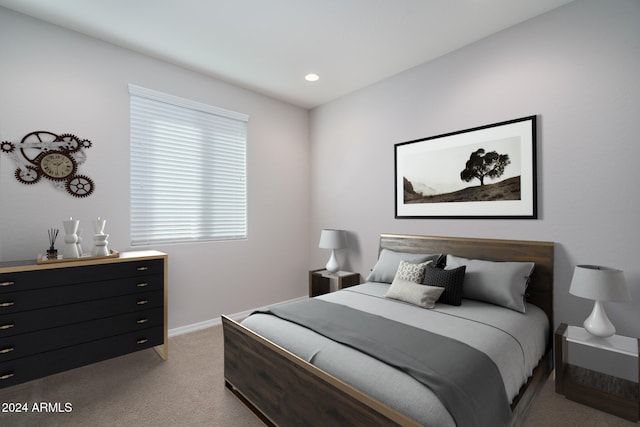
[0,258,164,294]
[0,308,163,362]
[0,251,167,389]
[0,274,163,314]
[0,290,163,338]
[0,327,164,388]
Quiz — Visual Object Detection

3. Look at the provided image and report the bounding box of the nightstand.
[308,269,360,297]
[555,323,639,421]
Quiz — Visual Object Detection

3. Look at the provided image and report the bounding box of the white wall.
[0,8,311,330]
[2,0,638,344]
[310,0,640,337]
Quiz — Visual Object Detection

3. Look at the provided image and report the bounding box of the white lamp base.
[325,250,339,273]
[583,300,616,337]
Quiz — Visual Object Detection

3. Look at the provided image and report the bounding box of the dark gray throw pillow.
[422,265,466,306]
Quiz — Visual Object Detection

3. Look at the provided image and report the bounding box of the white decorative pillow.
[385,279,445,309]
[445,254,535,313]
[393,259,432,283]
[366,249,442,283]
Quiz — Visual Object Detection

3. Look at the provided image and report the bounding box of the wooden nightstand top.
[313,269,358,278]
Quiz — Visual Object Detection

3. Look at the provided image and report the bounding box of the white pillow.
[385,279,445,309]
[446,254,534,313]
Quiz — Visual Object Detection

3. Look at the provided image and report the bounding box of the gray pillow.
[366,249,442,283]
[385,278,445,309]
[445,254,534,313]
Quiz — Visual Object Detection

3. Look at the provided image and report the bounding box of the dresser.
[0,250,167,389]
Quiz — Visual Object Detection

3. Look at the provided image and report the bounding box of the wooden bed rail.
[222,315,421,426]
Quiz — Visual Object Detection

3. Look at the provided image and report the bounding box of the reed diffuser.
[46,228,59,260]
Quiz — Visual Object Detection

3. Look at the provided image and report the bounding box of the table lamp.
[319,229,347,273]
[569,265,630,337]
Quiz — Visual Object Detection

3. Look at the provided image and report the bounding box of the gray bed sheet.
[241,282,549,426]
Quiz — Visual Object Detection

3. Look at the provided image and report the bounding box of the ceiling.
[0,0,574,109]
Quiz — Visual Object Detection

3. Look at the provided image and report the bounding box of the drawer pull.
[0,281,14,287]
[0,373,14,380]
[0,302,14,308]
[136,300,148,305]
[136,282,149,288]
[136,266,149,271]
[137,318,149,324]
[0,347,14,354]
[136,338,148,345]
[0,323,14,330]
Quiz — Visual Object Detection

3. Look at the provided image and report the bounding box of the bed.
[222,234,554,426]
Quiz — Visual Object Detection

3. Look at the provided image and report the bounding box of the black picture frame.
[395,115,537,219]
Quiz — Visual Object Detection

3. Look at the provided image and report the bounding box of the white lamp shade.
[569,265,630,302]
[318,229,347,250]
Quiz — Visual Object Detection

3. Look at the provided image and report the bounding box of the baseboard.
[168,295,307,337]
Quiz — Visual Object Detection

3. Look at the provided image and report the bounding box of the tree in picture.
[460,148,510,186]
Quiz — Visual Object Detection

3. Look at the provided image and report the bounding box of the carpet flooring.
[0,325,636,426]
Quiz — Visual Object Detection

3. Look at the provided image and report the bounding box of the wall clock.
[1,131,95,198]
[38,151,77,180]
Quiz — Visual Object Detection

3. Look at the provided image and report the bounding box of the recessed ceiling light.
[305,73,320,82]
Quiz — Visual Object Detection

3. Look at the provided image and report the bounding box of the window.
[129,85,248,246]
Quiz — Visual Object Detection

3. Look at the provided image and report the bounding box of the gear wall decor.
[1,131,95,197]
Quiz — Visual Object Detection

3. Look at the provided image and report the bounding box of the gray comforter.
[256,298,512,427]
[242,282,548,426]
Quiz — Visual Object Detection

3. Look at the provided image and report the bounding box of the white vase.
[94,233,109,256]
[63,219,80,259]
[76,228,83,256]
[92,217,106,255]
[93,217,106,235]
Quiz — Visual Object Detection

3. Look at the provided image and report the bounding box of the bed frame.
[223,234,554,426]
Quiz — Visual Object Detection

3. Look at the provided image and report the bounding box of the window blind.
[129,85,248,246]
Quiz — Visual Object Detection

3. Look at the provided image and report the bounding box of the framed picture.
[395,115,537,219]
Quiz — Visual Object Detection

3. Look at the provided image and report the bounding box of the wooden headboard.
[379,233,555,330]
